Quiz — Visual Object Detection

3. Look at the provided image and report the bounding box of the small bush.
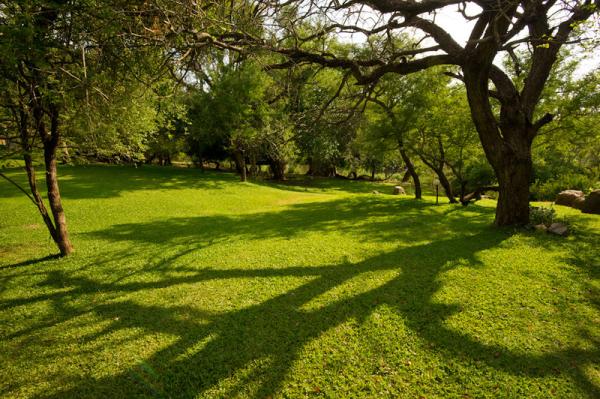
[529,205,557,226]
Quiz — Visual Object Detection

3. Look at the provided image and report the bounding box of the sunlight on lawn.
[0,166,598,398]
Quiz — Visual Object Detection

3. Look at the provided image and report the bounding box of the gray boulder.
[548,222,569,236]
[555,190,584,207]
[393,186,406,195]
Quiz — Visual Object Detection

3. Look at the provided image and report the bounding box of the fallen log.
[460,186,499,206]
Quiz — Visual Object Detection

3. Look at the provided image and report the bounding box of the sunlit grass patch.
[1,165,598,398]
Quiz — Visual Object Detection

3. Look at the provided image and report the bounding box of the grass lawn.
[0,165,598,398]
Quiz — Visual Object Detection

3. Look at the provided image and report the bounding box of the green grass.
[0,165,598,398]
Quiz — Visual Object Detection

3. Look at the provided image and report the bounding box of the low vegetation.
[1,166,598,398]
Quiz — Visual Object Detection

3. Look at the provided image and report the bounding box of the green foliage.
[531,174,597,200]
[461,160,497,191]
[529,60,600,197]
[0,165,598,398]
[289,67,363,175]
[187,60,296,175]
[64,81,161,163]
[529,205,558,226]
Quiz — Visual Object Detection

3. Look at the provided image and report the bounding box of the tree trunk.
[420,157,456,204]
[269,159,286,181]
[233,150,247,182]
[436,169,457,204]
[23,153,58,243]
[493,156,532,225]
[42,107,73,256]
[23,101,73,256]
[399,147,421,199]
[249,154,258,177]
[463,65,534,226]
[43,139,73,255]
[18,101,65,255]
[459,180,467,203]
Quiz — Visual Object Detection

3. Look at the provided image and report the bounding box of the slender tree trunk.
[41,107,73,255]
[420,156,457,204]
[436,169,457,204]
[20,100,73,256]
[459,180,467,203]
[233,150,247,182]
[23,153,58,242]
[17,103,63,252]
[399,147,421,199]
[43,139,73,255]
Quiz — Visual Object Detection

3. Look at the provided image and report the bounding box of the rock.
[534,224,547,232]
[572,196,586,210]
[582,189,600,215]
[555,190,585,207]
[548,222,569,236]
[392,186,406,195]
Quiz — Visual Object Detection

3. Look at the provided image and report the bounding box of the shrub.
[529,205,557,226]
[530,173,596,201]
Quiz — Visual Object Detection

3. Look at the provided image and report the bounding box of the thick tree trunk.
[493,157,532,225]
[399,148,421,199]
[269,159,286,181]
[462,64,534,226]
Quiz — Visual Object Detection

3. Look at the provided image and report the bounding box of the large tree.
[251,0,599,225]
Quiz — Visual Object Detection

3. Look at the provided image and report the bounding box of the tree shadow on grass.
[1,198,598,398]
[83,196,490,250]
[253,175,402,195]
[14,232,598,398]
[0,165,235,200]
[0,254,61,270]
